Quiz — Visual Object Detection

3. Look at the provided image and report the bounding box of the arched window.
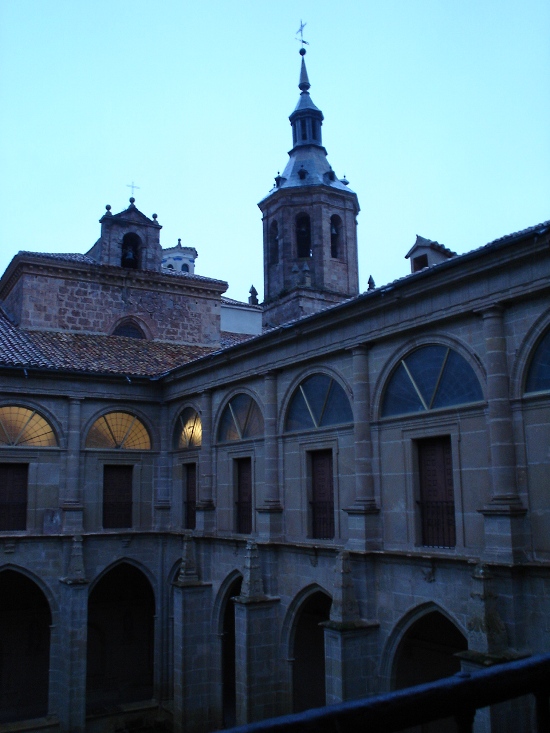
[174,407,202,449]
[112,321,146,339]
[330,215,342,259]
[269,221,279,265]
[382,345,483,417]
[181,263,189,272]
[296,214,312,258]
[218,394,263,442]
[286,374,353,432]
[525,328,550,393]
[121,233,141,269]
[86,412,151,450]
[0,405,57,447]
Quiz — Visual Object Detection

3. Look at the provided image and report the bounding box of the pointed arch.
[212,571,243,729]
[0,568,52,723]
[86,561,155,712]
[381,602,467,693]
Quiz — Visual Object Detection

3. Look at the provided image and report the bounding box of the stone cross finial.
[330,550,361,624]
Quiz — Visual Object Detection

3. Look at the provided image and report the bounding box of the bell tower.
[259,48,360,328]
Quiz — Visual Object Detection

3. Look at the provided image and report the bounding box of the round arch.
[172,403,202,450]
[215,390,264,444]
[380,602,467,693]
[510,309,550,398]
[83,407,155,450]
[279,367,353,435]
[0,402,62,448]
[373,336,486,420]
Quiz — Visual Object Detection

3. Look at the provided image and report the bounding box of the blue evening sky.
[0,1,548,301]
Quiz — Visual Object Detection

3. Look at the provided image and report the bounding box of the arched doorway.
[292,590,332,713]
[86,563,155,713]
[0,570,52,723]
[393,609,467,732]
[221,575,242,728]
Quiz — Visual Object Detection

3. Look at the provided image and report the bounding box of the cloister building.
[0,49,549,733]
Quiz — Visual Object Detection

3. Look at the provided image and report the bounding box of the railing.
[419,499,456,548]
[224,653,550,733]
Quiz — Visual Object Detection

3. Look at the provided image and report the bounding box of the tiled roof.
[0,311,216,377]
[219,331,256,348]
[18,251,97,265]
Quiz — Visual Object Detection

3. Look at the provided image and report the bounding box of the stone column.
[256,372,283,539]
[61,398,84,533]
[479,307,526,561]
[58,536,88,733]
[154,402,171,530]
[196,390,216,533]
[234,542,280,724]
[345,346,381,550]
[172,535,213,733]
[323,551,379,704]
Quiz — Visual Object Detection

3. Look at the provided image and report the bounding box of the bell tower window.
[300,119,307,141]
[269,221,279,265]
[330,215,342,258]
[121,233,141,269]
[296,214,312,258]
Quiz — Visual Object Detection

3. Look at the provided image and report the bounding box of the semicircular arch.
[0,402,62,448]
[84,407,155,450]
[512,309,550,398]
[215,389,264,444]
[373,336,486,420]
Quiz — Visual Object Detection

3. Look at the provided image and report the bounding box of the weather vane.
[126,181,140,196]
[296,20,309,48]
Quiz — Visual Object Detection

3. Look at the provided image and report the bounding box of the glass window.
[382,346,483,417]
[174,407,202,449]
[286,374,353,432]
[218,394,264,442]
[0,406,57,447]
[525,328,550,393]
[86,412,151,450]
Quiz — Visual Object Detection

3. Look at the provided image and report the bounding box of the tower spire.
[298,48,311,92]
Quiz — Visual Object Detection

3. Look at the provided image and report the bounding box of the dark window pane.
[321,380,353,426]
[302,374,332,426]
[526,329,550,393]
[286,388,314,432]
[382,362,424,416]
[405,345,447,407]
[185,463,197,530]
[236,457,252,534]
[432,349,484,408]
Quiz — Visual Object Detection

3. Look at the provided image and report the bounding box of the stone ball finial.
[105,204,111,211]
[152,213,157,220]
[129,197,135,204]
[299,47,306,56]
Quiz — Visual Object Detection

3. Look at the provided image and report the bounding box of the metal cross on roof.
[296,20,309,47]
[126,181,140,196]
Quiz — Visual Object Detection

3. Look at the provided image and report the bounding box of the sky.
[0,1,549,302]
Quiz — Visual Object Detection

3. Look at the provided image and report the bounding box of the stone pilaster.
[154,402,171,530]
[196,390,216,533]
[234,542,280,724]
[172,535,213,733]
[478,307,526,562]
[323,551,379,704]
[58,536,88,733]
[61,398,84,532]
[345,346,380,551]
[256,372,283,539]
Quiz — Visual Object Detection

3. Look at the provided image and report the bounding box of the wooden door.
[185,463,197,530]
[103,465,133,529]
[0,463,28,530]
[418,437,455,547]
[310,450,334,539]
[236,457,252,534]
